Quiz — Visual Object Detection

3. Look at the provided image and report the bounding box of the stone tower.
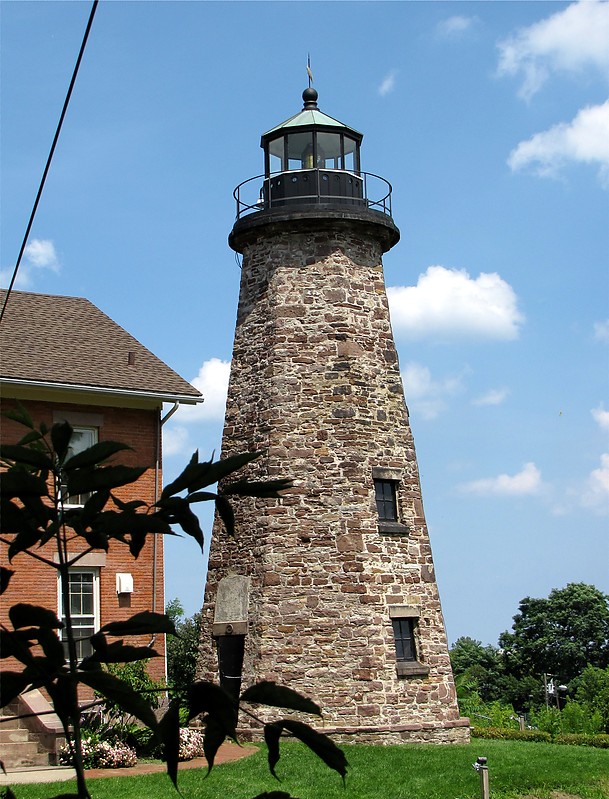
[198,88,468,744]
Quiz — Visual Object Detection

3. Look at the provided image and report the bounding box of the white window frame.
[58,567,100,661]
[61,425,98,507]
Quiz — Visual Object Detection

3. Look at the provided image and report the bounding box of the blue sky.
[2,1,608,647]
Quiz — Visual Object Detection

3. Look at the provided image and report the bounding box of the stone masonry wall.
[198,219,468,743]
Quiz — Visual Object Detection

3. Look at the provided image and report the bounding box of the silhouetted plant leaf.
[51,421,73,464]
[0,671,32,708]
[2,404,34,429]
[165,499,204,551]
[83,641,159,666]
[66,465,146,495]
[63,441,131,470]
[47,675,79,726]
[16,429,44,446]
[100,611,177,637]
[0,631,34,664]
[280,720,348,781]
[9,604,63,630]
[0,444,53,471]
[241,682,321,716]
[79,670,158,730]
[0,567,15,595]
[0,784,18,799]
[221,478,293,498]
[0,471,48,499]
[264,722,283,779]
[251,793,299,799]
[214,495,235,537]
[6,526,46,561]
[187,681,237,739]
[161,450,260,499]
[157,698,180,789]
[202,715,226,774]
[80,489,111,522]
[37,627,66,669]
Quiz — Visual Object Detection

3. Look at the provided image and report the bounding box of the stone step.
[0,741,50,769]
[0,729,30,743]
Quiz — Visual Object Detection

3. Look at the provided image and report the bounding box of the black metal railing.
[233,169,393,220]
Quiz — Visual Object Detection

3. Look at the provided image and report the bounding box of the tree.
[499,583,609,689]
[0,407,347,799]
[450,637,505,702]
[166,598,202,703]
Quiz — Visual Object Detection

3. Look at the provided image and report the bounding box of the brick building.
[0,289,201,765]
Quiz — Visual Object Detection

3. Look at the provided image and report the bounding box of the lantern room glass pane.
[344,136,358,171]
[316,132,342,169]
[268,138,285,172]
[287,132,314,170]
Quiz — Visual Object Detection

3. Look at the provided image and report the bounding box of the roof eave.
[0,377,203,405]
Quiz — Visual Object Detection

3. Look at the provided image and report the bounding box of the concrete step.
[0,729,30,743]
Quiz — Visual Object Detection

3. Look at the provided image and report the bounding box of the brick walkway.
[85,742,259,779]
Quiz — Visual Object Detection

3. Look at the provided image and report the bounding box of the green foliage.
[471,726,552,743]
[166,598,202,703]
[499,582,609,687]
[0,409,340,799]
[555,733,609,748]
[573,664,609,732]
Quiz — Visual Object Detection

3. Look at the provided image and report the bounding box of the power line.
[0,0,99,325]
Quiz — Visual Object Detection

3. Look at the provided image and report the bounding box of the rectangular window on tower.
[389,606,430,678]
[372,468,408,534]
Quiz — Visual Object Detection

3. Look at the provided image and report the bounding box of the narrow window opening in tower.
[392,617,416,662]
[374,478,398,522]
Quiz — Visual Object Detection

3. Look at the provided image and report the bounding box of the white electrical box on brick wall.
[116,573,134,594]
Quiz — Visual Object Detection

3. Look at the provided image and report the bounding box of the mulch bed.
[85,742,259,779]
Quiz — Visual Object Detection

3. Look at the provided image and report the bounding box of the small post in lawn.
[474,756,489,799]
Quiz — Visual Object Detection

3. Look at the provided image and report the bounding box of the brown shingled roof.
[0,290,201,400]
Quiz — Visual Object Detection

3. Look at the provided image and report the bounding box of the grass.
[7,739,609,799]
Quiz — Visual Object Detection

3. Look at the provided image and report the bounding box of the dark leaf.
[0,785,18,799]
[264,722,283,780]
[100,611,177,637]
[251,793,297,799]
[214,495,235,537]
[51,421,73,464]
[67,465,146,495]
[90,631,108,654]
[80,489,111,523]
[241,682,321,717]
[157,699,181,789]
[187,681,237,739]
[0,444,53,471]
[63,441,132,471]
[167,500,204,551]
[7,527,46,561]
[202,715,226,774]
[185,491,218,503]
[0,471,48,499]
[280,720,348,781]
[79,670,158,730]
[45,795,80,799]
[2,404,34,429]
[221,478,293,499]
[161,451,260,499]
[0,567,15,595]
[111,495,148,512]
[0,630,35,664]
[37,628,66,669]
[0,671,31,708]
[160,451,208,499]
[83,641,159,665]
[47,675,78,726]
[9,604,63,630]
[17,429,44,446]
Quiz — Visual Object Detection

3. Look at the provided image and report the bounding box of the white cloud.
[497,0,609,101]
[402,362,465,420]
[378,70,398,97]
[508,101,609,186]
[592,404,609,431]
[581,453,609,514]
[177,358,230,422]
[0,238,60,289]
[594,319,609,341]
[437,15,478,38]
[472,388,509,407]
[162,425,190,458]
[460,462,542,496]
[387,266,524,341]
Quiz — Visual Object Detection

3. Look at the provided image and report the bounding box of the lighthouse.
[198,87,468,744]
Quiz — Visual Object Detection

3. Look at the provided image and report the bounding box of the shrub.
[178,727,206,761]
[555,733,609,749]
[59,736,138,769]
[471,726,552,743]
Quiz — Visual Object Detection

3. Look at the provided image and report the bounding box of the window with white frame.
[59,568,100,661]
[61,425,98,506]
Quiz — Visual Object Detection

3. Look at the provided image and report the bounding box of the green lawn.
[8,740,609,799]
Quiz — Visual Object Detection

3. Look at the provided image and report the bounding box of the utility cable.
[0,0,99,325]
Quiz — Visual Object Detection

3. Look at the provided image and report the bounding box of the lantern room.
[260,87,365,207]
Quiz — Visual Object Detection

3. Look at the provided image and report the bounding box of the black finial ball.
[302,87,318,106]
